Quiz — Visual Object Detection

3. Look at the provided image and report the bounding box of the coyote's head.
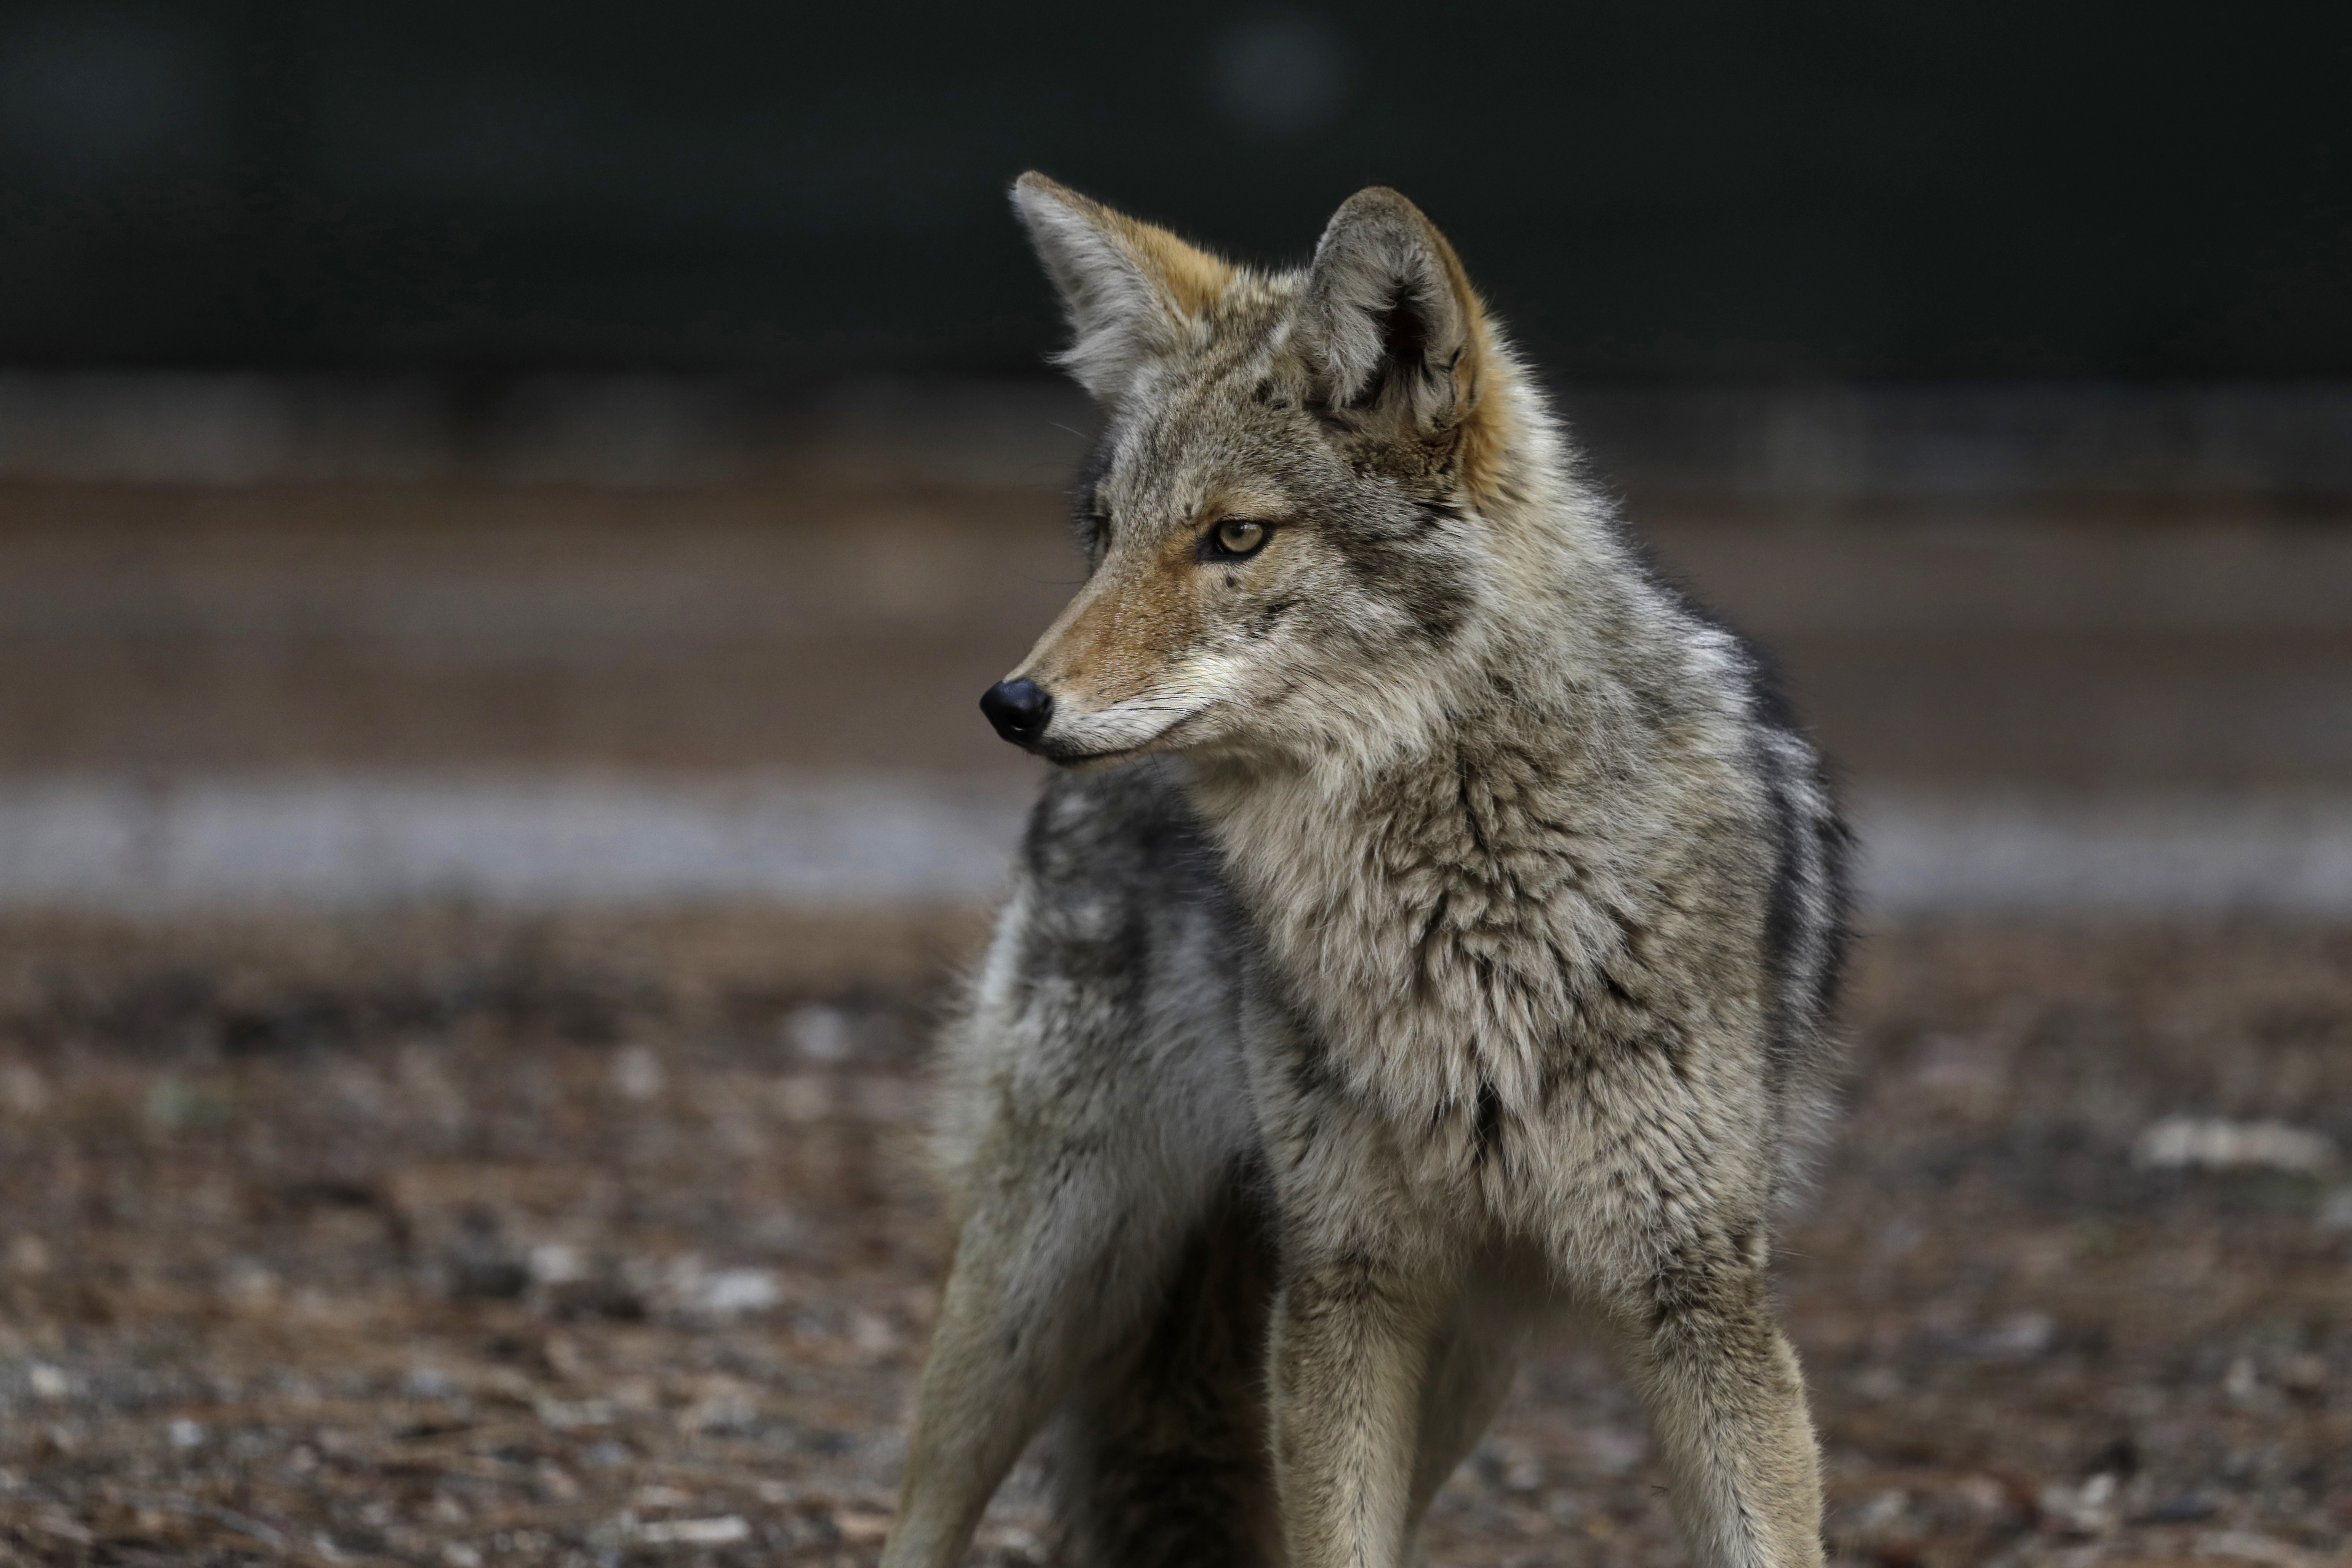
[983,174,1534,770]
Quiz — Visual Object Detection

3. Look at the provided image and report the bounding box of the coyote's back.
[885,175,1849,1568]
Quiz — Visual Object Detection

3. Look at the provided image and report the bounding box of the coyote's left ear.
[1012,172,1237,404]
[1297,188,1491,450]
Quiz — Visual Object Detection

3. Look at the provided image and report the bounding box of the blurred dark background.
[8,10,2352,1567]
[5,0,2350,381]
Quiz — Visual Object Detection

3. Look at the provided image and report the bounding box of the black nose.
[980,678,1054,745]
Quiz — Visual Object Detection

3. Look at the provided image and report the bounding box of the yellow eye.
[1213,518,1268,557]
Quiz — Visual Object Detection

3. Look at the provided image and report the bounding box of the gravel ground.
[0,909,2349,1567]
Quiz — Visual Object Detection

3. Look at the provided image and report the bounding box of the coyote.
[882,175,1851,1568]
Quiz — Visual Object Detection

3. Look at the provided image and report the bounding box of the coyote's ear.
[1012,172,1236,404]
[1297,187,1490,446]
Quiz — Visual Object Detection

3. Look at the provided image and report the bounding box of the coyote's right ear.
[1012,172,1236,404]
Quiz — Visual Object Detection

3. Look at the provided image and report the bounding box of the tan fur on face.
[1012,528,1210,719]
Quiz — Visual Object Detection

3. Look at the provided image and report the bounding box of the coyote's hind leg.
[882,1107,1235,1568]
[1049,1180,1283,1568]
[885,768,1256,1568]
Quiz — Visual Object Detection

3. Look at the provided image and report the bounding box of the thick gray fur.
[882,175,1852,1568]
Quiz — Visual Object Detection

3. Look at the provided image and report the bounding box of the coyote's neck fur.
[1184,363,1771,1169]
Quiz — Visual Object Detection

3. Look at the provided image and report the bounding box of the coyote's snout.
[892,173,1852,1568]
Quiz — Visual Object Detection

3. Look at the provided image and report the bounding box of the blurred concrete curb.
[0,773,2346,915]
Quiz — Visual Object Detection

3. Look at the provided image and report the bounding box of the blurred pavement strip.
[0,774,1034,911]
[0,775,2347,914]
[1856,791,2352,913]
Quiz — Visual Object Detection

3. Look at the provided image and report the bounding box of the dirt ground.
[0,909,2347,1568]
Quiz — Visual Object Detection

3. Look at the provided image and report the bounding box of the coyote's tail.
[1046,1181,1281,1567]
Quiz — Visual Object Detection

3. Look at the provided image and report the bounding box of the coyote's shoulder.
[887,174,1850,1568]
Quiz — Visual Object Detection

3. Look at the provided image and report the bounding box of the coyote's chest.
[1202,755,1709,1126]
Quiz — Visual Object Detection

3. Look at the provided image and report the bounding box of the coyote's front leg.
[1267,1245,1436,1568]
[1619,1260,1825,1568]
[1255,1084,1445,1568]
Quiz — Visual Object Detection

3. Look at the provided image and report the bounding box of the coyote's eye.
[1204,518,1271,561]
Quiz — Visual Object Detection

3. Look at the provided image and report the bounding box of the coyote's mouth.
[1026,697,1211,767]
